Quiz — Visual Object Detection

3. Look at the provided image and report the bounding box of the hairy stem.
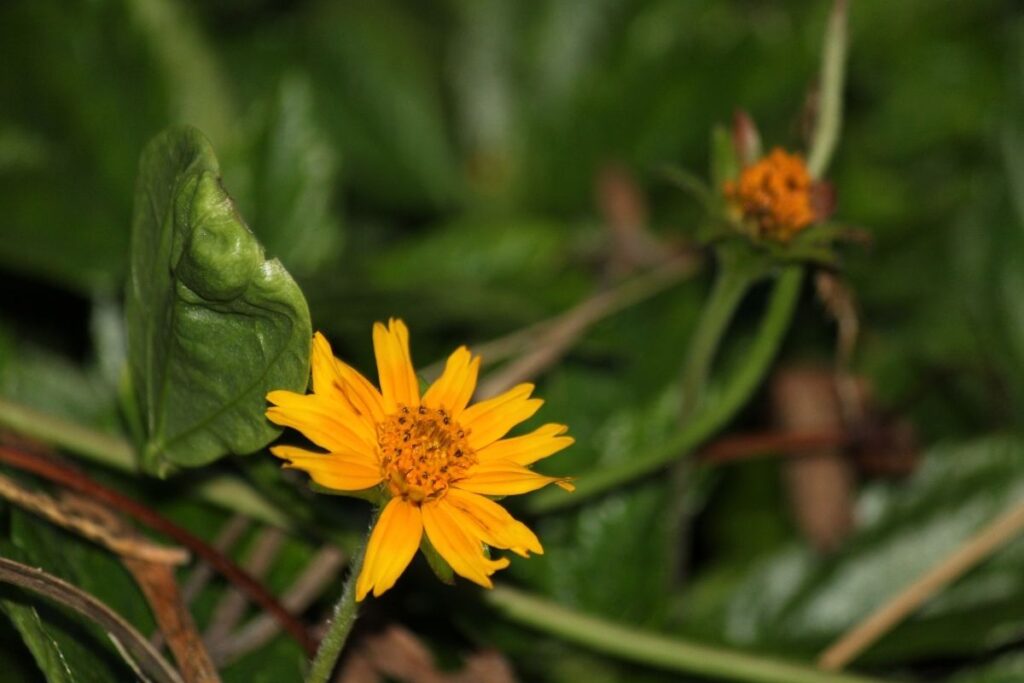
[305,518,372,683]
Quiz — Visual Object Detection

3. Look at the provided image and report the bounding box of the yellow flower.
[723,147,819,241]
[266,319,574,601]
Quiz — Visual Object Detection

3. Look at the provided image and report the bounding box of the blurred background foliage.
[1,0,1023,681]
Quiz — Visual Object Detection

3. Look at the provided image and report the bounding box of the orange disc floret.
[723,147,818,241]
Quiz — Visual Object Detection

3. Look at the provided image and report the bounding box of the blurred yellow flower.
[724,147,818,241]
[266,319,573,601]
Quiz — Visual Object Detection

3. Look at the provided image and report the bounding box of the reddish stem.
[699,430,849,465]
[0,444,316,656]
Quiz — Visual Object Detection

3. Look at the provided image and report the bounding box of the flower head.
[724,147,818,241]
[266,319,573,600]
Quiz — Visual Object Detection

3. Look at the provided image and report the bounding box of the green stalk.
[807,0,849,179]
[305,519,371,683]
[487,585,887,683]
[680,257,762,418]
[0,397,136,471]
[527,266,803,514]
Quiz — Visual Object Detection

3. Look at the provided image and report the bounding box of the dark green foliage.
[0,0,1022,681]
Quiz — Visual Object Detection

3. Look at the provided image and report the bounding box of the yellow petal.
[373,318,420,413]
[444,488,542,557]
[422,346,480,419]
[337,360,386,424]
[459,383,542,451]
[476,423,574,466]
[356,498,423,601]
[310,332,344,399]
[271,445,382,491]
[422,499,510,588]
[455,459,574,496]
[307,333,379,442]
[266,391,376,455]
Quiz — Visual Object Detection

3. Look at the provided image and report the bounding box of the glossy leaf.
[126,125,311,474]
[723,436,1024,663]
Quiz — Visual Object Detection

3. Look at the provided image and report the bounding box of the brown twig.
[819,498,1024,670]
[0,556,184,683]
[0,472,188,565]
[698,430,850,465]
[422,252,701,385]
[476,254,699,398]
[151,514,250,654]
[0,464,219,681]
[0,444,316,656]
[124,557,222,683]
[771,368,855,553]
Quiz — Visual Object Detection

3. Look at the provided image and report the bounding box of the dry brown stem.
[476,254,698,398]
[124,557,222,683]
[0,471,188,564]
[818,498,1024,670]
[0,443,315,655]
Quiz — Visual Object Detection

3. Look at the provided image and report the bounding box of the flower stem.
[305,516,372,683]
[680,255,763,418]
[807,0,850,179]
[527,266,803,514]
[487,584,887,683]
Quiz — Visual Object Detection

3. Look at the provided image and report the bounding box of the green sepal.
[709,124,740,197]
[420,533,455,585]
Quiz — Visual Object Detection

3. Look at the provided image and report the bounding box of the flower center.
[724,148,817,241]
[377,405,476,504]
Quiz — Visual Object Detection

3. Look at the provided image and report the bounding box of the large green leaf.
[950,653,1024,683]
[126,125,311,475]
[722,435,1024,664]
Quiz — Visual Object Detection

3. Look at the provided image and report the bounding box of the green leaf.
[0,509,151,682]
[722,435,1024,664]
[0,0,235,294]
[227,73,342,277]
[126,125,312,475]
[709,125,739,197]
[304,0,462,209]
[514,373,685,628]
[950,652,1024,683]
[221,635,305,683]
